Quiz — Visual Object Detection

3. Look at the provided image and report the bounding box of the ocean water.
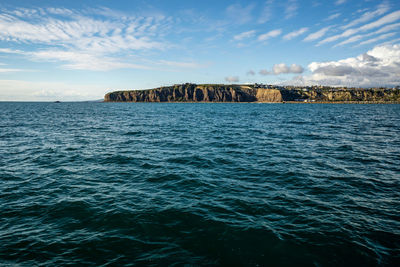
[0,102,399,266]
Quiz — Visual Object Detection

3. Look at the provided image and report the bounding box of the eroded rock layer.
[104,83,400,103]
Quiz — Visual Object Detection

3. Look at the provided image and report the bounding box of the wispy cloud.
[359,10,400,32]
[326,13,341,21]
[156,60,205,69]
[341,3,390,29]
[312,1,321,8]
[0,7,172,71]
[283,27,308,40]
[375,22,400,34]
[258,29,282,41]
[226,3,255,24]
[247,70,256,75]
[30,50,149,71]
[0,10,165,50]
[318,10,400,46]
[317,29,357,46]
[0,68,24,72]
[225,76,239,82]
[0,79,106,101]
[258,0,274,24]
[334,23,400,47]
[285,0,298,19]
[334,35,365,47]
[233,30,256,41]
[0,53,31,72]
[335,0,346,5]
[303,26,330,41]
[46,7,74,16]
[0,48,24,54]
[356,32,396,47]
[377,37,400,47]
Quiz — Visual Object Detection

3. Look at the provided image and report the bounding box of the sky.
[0,0,399,101]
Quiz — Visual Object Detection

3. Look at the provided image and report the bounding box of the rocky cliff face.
[104,84,282,103]
[104,84,400,103]
[256,88,282,102]
[280,88,400,102]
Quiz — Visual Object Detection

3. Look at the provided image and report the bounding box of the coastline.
[102,100,400,104]
[104,83,400,104]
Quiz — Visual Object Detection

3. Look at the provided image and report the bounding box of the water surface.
[0,102,399,266]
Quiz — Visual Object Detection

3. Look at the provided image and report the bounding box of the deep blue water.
[0,102,399,266]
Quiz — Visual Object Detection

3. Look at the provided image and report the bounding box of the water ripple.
[0,102,399,266]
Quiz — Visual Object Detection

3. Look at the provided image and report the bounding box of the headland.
[104,83,400,103]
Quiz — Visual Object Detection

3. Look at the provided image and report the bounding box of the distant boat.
[54,101,61,103]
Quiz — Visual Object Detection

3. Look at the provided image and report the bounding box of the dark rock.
[104,84,400,103]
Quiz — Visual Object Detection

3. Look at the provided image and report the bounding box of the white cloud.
[0,79,106,101]
[0,68,24,72]
[46,7,74,16]
[0,48,24,54]
[296,44,400,87]
[289,64,304,73]
[335,0,346,5]
[283,27,308,40]
[317,29,357,46]
[375,22,400,34]
[225,76,239,82]
[341,3,389,29]
[0,58,30,72]
[0,7,170,71]
[233,30,256,41]
[273,63,304,74]
[377,38,400,47]
[318,10,400,46]
[0,45,203,72]
[258,29,282,41]
[359,10,400,32]
[257,64,304,75]
[0,15,117,44]
[258,0,274,24]
[335,23,400,47]
[247,70,256,75]
[30,50,149,71]
[156,60,204,69]
[356,32,396,46]
[273,64,290,74]
[326,13,341,21]
[226,4,255,24]
[26,50,203,71]
[335,35,365,47]
[285,0,298,19]
[303,27,330,41]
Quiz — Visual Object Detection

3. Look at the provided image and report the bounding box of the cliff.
[280,88,400,102]
[104,84,400,103]
[105,84,281,102]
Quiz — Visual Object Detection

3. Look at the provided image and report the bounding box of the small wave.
[1,102,399,266]
[166,155,214,168]
[123,131,142,136]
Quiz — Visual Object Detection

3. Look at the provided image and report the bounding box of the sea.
[0,102,399,266]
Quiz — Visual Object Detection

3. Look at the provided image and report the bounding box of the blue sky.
[0,0,399,100]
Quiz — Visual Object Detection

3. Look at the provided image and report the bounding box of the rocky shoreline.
[104,83,400,103]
